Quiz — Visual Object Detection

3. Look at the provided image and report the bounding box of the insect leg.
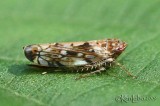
[75,67,106,80]
[114,61,137,79]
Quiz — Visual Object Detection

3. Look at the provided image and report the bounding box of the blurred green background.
[0,0,160,106]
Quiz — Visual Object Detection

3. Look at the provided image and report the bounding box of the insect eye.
[24,46,37,62]
[32,47,38,53]
[32,49,37,53]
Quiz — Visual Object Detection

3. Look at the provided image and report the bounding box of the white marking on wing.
[93,46,102,51]
[63,44,72,48]
[60,50,67,55]
[73,59,88,65]
[38,58,48,66]
[77,53,83,57]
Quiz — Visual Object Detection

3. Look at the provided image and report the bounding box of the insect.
[23,39,135,79]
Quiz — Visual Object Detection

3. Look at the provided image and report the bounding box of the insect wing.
[37,42,105,67]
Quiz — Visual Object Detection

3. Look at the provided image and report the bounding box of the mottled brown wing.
[38,42,105,67]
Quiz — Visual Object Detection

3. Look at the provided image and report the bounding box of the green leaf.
[0,0,160,106]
